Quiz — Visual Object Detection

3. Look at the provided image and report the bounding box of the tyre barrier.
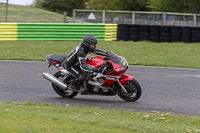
[1,23,200,43]
[0,23,117,41]
[117,24,129,41]
[117,24,200,43]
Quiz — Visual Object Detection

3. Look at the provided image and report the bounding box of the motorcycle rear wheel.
[117,79,142,102]
[52,72,78,98]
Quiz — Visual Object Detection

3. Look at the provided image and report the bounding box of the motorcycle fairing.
[87,52,128,76]
[119,75,134,85]
[87,56,105,68]
[105,60,127,76]
[104,51,128,68]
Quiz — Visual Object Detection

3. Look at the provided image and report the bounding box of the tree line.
[35,0,200,16]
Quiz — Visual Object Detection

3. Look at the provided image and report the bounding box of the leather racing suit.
[65,43,107,85]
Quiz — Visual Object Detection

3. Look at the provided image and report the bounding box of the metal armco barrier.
[0,23,18,40]
[0,23,117,41]
[117,24,200,43]
[1,23,200,43]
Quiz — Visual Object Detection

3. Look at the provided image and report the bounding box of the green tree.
[85,0,112,10]
[35,0,45,8]
[167,0,189,13]
[36,0,200,17]
[41,0,86,16]
[186,0,200,14]
[147,0,200,13]
[85,0,148,11]
[147,0,169,12]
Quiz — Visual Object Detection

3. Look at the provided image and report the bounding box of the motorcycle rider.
[66,34,108,92]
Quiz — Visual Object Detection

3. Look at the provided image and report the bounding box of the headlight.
[115,67,123,72]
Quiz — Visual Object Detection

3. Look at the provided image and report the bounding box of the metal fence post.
[163,13,166,25]
[5,0,9,22]
[72,9,200,27]
[64,12,67,23]
[102,10,105,23]
[73,9,76,23]
[194,14,197,27]
[25,12,28,23]
[132,12,135,24]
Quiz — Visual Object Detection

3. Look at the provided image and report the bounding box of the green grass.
[1,40,200,69]
[0,41,200,132]
[0,101,199,133]
[0,3,199,132]
[0,3,84,23]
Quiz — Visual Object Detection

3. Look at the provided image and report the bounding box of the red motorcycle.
[42,51,142,102]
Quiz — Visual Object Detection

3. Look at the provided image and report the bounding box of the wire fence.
[73,9,200,27]
[0,12,68,23]
[2,7,200,27]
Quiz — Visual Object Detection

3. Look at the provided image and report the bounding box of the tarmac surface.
[0,60,199,116]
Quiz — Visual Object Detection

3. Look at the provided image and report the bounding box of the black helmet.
[82,34,97,52]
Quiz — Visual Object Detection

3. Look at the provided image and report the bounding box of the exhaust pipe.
[42,72,67,90]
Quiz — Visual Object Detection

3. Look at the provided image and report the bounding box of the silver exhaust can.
[42,72,67,90]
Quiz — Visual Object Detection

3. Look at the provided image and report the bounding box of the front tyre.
[52,72,78,98]
[117,79,142,102]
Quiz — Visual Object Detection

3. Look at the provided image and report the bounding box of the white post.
[5,0,9,22]
[194,14,197,27]
[73,9,75,23]
[25,12,28,23]
[132,12,135,24]
[102,10,105,23]
[163,13,166,25]
[64,12,67,23]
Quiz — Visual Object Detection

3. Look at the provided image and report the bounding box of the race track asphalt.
[0,60,199,116]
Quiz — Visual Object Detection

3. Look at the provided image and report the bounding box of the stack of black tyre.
[128,24,139,41]
[181,27,190,43]
[149,25,160,42]
[117,24,200,43]
[117,24,129,41]
[159,26,170,42]
[138,25,149,41]
[190,27,200,43]
[170,26,181,42]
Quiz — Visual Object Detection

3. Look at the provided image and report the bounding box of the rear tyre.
[117,79,142,102]
[52,72,78,98]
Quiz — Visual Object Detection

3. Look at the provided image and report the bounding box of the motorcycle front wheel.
[52,72,78,98]
[116,79,142,102]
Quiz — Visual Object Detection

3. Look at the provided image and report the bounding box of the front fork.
[117,75,134,93]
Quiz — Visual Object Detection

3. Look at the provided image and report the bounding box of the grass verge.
[0,101,199,133]
[0,3,84,23]
[0,40,200,68]
[0,41,200,132]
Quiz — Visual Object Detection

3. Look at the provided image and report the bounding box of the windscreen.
[104,51,128,67]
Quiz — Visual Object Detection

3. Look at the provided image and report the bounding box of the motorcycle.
[42,51,142,102]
